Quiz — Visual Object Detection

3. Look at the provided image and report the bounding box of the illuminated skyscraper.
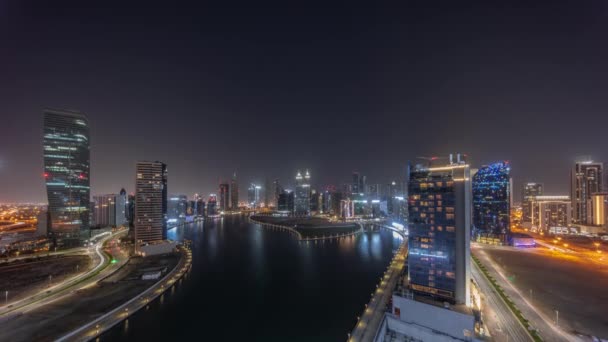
[219,183,230,211]
[531,195,571,231]
[230,172,239,210]
[408,154,471,305]
[248,183,261,208]
[295,170,311,215]
[43,109,90,248]
[571,160,603,224]
[93,194,116,227]
[472,162,511,240]
[134,161,167,244]
[522,182,543,226]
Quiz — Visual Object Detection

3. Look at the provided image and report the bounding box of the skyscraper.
[472,162,511,240]
[408,154,471,305]
[531,195,571,231]
[93,194,116,227]
[134,161,167,244]
[230,172,239,210]
[117,188,127,227]
[571,160,604,224]
[352,172,361,194]
[295,170,311,215]
[219,182,230,211]
[43,109,90,248]
[248,183,261,208]
[272,179,282,208]
[522,182,543,226]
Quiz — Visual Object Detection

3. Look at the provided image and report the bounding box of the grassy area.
[472,254,543,342]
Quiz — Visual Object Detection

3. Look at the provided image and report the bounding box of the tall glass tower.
[408,154,471,305]
[294,170,311,215]
[43,109,90,248]
[472,162,511,240]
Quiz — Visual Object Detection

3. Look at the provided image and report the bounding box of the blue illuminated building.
[472,162,511,241]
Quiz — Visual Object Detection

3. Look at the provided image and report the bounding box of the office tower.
[116,188,127,227]
[196,196,205,217]
[230,172,239,210]
[93,194,116,227]
[571,160,604,224]
[588,193,607,227]
[360,175,367,195]
[207,194,218,216]
[272,179,282,208]
[522,182,543,225]
[263,178,272,207]
[168,194,188,220]
[127,194,135,227]
[531,196,571,231]
[310,190,319,212]
[340,198,354,219]
[219,183,230,211]
[295,170,311,215]
[278,190,294,212]
[472,162,511,240]
[248,183,261,208]
[408,154,471,305]
[322,190,332,214]
[43,108,90,248]
[134,161,168,244]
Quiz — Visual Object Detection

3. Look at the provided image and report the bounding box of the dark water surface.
[101,216,402,341]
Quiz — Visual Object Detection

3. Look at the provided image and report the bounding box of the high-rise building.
[248,183,261,208]
[127,194,135,227]
[408,154,471,306]
[472,162,511,240]
[340,198,354,219]
[219,183,230,211]
[168,194,188,220]
[277,190,294,212]
[206,194,217,216]
[588,193,607,227]
[571,160,604,224]
[522,182,543,225]
[134,161,167,244]
[295,170,311,215]
[43,108,90,248]
[272,179,282,208]
[116,188,127,227]
[531,196,571,231]
[93,194,116,227]
[230,172,239,210]
[352,172,360,194]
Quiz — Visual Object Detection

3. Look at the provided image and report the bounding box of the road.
[56,246,192,342]
[474,246,581,342]
[349,241,407,342]
[471,259,531,341]
[0,229,127,319]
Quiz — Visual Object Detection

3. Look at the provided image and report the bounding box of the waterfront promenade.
[349,240,407,342]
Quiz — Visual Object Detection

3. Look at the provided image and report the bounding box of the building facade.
[571,160,603,224]
[230,172,239,210]
[134,161,167,244]
[294,170,311,215]
[219,183,230,211]
[43,109,91,248]
[522,182,543,225]
[531,195,571,231]
[472,162,511,240]
[408,155,471,306]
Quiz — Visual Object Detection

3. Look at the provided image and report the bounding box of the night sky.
[1,0,607,203]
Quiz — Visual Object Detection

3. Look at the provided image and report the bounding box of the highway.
[0,229,127,319]
[471,259,531,341]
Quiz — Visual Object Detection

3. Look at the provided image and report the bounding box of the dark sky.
[1,0,607,203]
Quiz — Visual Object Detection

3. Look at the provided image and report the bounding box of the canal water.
[101,216,403,341]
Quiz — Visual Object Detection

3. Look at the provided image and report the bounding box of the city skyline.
[2,1,608,202]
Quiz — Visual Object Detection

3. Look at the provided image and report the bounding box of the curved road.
[0,229,126,319]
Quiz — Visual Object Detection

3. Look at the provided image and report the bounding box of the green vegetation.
[472,255,543,342]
